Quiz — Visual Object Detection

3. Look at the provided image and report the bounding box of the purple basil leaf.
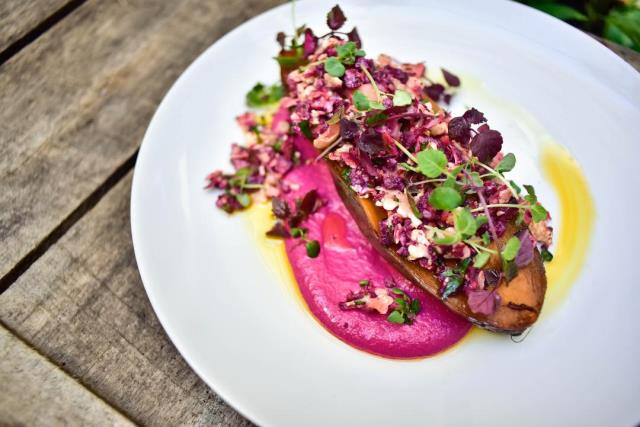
[303,28,318,57]
[424,83,445,101]
[347,27,361,48]
[515,230,535,267]
[271,197,290,219]
[356,150,380,176]
[276,32,286,49]
[340,118,360,140]
[447,116,470,143]
[441,68,461,87]
[467,289,500,316]
[327,5,347,30]
[470,129,503,162]
[266,222,290,238]
[462,108,486,124]
[357,128,385,156]
[299,189,320,216]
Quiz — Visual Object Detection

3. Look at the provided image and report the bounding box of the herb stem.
[475,161,518,199]
[470,203,525,213]
[299,60,324,72]
[315,137,343,161]
[242,184,264,189]
[476,186,499,244]
[392,138,419,164]
[465,239,497,254]
[360,64,382,103]
[408,178,447,186]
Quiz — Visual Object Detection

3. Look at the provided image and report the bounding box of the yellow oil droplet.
[541,143,595,312]
[243,202,308,310]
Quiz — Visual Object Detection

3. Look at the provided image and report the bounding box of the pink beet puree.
[283,163,471,358]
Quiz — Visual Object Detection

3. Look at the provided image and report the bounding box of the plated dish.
[206,4,553,357]
[131,1,640,425]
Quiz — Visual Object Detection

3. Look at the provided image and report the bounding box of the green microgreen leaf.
[496,153,516,173]
[467,171,483,187]
[416,148,448,178]
[365,112,388,126]
[335,41,365,65]
[453,208,477,238]
[235,193,251,208]
[391,287,406,296]
[540,247,554,262]
[392,90,413,107]
[340,168,351,184]
[515,210,525,226]
[359,279,370,287]
[290,227,306,238]
[352,90,371,111]
[369,100,385,110]
[510,180,522,195]
[400,162,419,172]
[395,298,408,312]
[474,252,491,268]
[482,231,491,246]
[299,120,313,141]
[503,258,518,282]
[405,190,422,219]
[387,310,405,324]
[475,215,488,228]
[429,186,463,211]
[354,299,366,306]
[524,184,536,197]
[433,229,462,245]
[275,51,305,67]
[531,204,548,222]
[305,240,321,258]
[410,298,421,315]
[441,277,463,300]
[501,236,521,261]
[234,167,252,179]
[324,57,345,77]
[246,82,284,107]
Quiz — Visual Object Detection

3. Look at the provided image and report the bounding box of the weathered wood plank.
[0,0,285,283]
[0,325,134,426]
[0,0,71,54]
[0,172,254,426]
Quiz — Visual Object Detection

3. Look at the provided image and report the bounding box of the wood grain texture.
[0,0,285,283]
[0,0,70,53]
[0,172,254,426]
[0,325,134,427]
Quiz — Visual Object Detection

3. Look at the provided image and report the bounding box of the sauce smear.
[282,163,470,358]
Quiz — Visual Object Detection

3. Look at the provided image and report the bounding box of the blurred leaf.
[605,8,640,50]
[530,2,589,21]
[604,21,636,48]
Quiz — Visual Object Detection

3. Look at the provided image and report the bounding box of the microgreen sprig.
[387,288,421,325]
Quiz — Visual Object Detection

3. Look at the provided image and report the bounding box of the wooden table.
[0,2,638,425]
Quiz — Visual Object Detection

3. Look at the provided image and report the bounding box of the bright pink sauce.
[282,163,471,358]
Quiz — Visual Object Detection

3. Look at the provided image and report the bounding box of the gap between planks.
[0,319,136,426]
[0,0,88,67]
[0,151,138,294]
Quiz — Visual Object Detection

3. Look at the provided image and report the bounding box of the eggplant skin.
[327,161,547,334]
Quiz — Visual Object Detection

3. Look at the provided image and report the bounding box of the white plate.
[131,1,640,425]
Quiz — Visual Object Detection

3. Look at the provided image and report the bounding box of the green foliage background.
[517,0,640,51]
